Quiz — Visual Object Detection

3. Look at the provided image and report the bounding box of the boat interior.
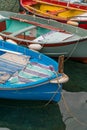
[0,47,56,87]
[21,0,86,20]
[0,17,82,44]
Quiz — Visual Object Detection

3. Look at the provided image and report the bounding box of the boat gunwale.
[0,79,54,91]
[40,0,87,10]
[21,0,87,11]
[0,31,87,47]
[0,14,87,46]
[0,11,87,35]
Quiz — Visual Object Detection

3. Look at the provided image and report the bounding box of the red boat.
[41,0,87,10]
[20,0,87,29]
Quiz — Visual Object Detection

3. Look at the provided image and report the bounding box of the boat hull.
[15,38,87,63]
[40,40,87,63]
[0,82,62,102]
[1,36,87,63]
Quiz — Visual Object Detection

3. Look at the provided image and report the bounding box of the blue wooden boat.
[0,39,69,102]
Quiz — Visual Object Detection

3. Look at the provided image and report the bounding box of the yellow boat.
[20,0,87,28]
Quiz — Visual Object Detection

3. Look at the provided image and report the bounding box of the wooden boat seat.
[39,4,68,15]
[46,8,68,15]
[9,25,36,37]
[39,4,85,18]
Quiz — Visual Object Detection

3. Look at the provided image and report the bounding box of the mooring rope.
[64,39,80,62]
[44,71,62,106]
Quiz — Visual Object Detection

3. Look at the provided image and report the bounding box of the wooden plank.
[9,25,36,36]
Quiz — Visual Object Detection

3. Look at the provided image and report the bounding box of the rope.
[64,38,80,62]
[59,92,87,126]
[44,71,62,106]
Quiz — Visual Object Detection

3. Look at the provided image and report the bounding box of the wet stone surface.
[0,0,19,12]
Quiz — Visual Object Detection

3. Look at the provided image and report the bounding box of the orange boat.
[20,0,87,29]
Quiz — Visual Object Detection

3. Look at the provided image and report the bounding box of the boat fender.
[28,44,42,51]
[0,36,3,40]
[6,39,17,45]
[50,73,69,84]
[67,20,79,26]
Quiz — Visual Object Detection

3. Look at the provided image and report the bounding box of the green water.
[0,59,87,130]
[64,59,87,92]
[0,100,65,130]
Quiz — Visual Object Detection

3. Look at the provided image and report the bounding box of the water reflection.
[0,99,65,130]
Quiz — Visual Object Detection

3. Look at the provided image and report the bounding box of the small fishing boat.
[0,39,69,102]
[0,11,87,63]
[20,0,87,29]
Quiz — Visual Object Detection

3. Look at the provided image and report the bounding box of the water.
[0,59,87,130]
[0,100,65,130]
[0,0,19,12]
[64,59,87,92]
